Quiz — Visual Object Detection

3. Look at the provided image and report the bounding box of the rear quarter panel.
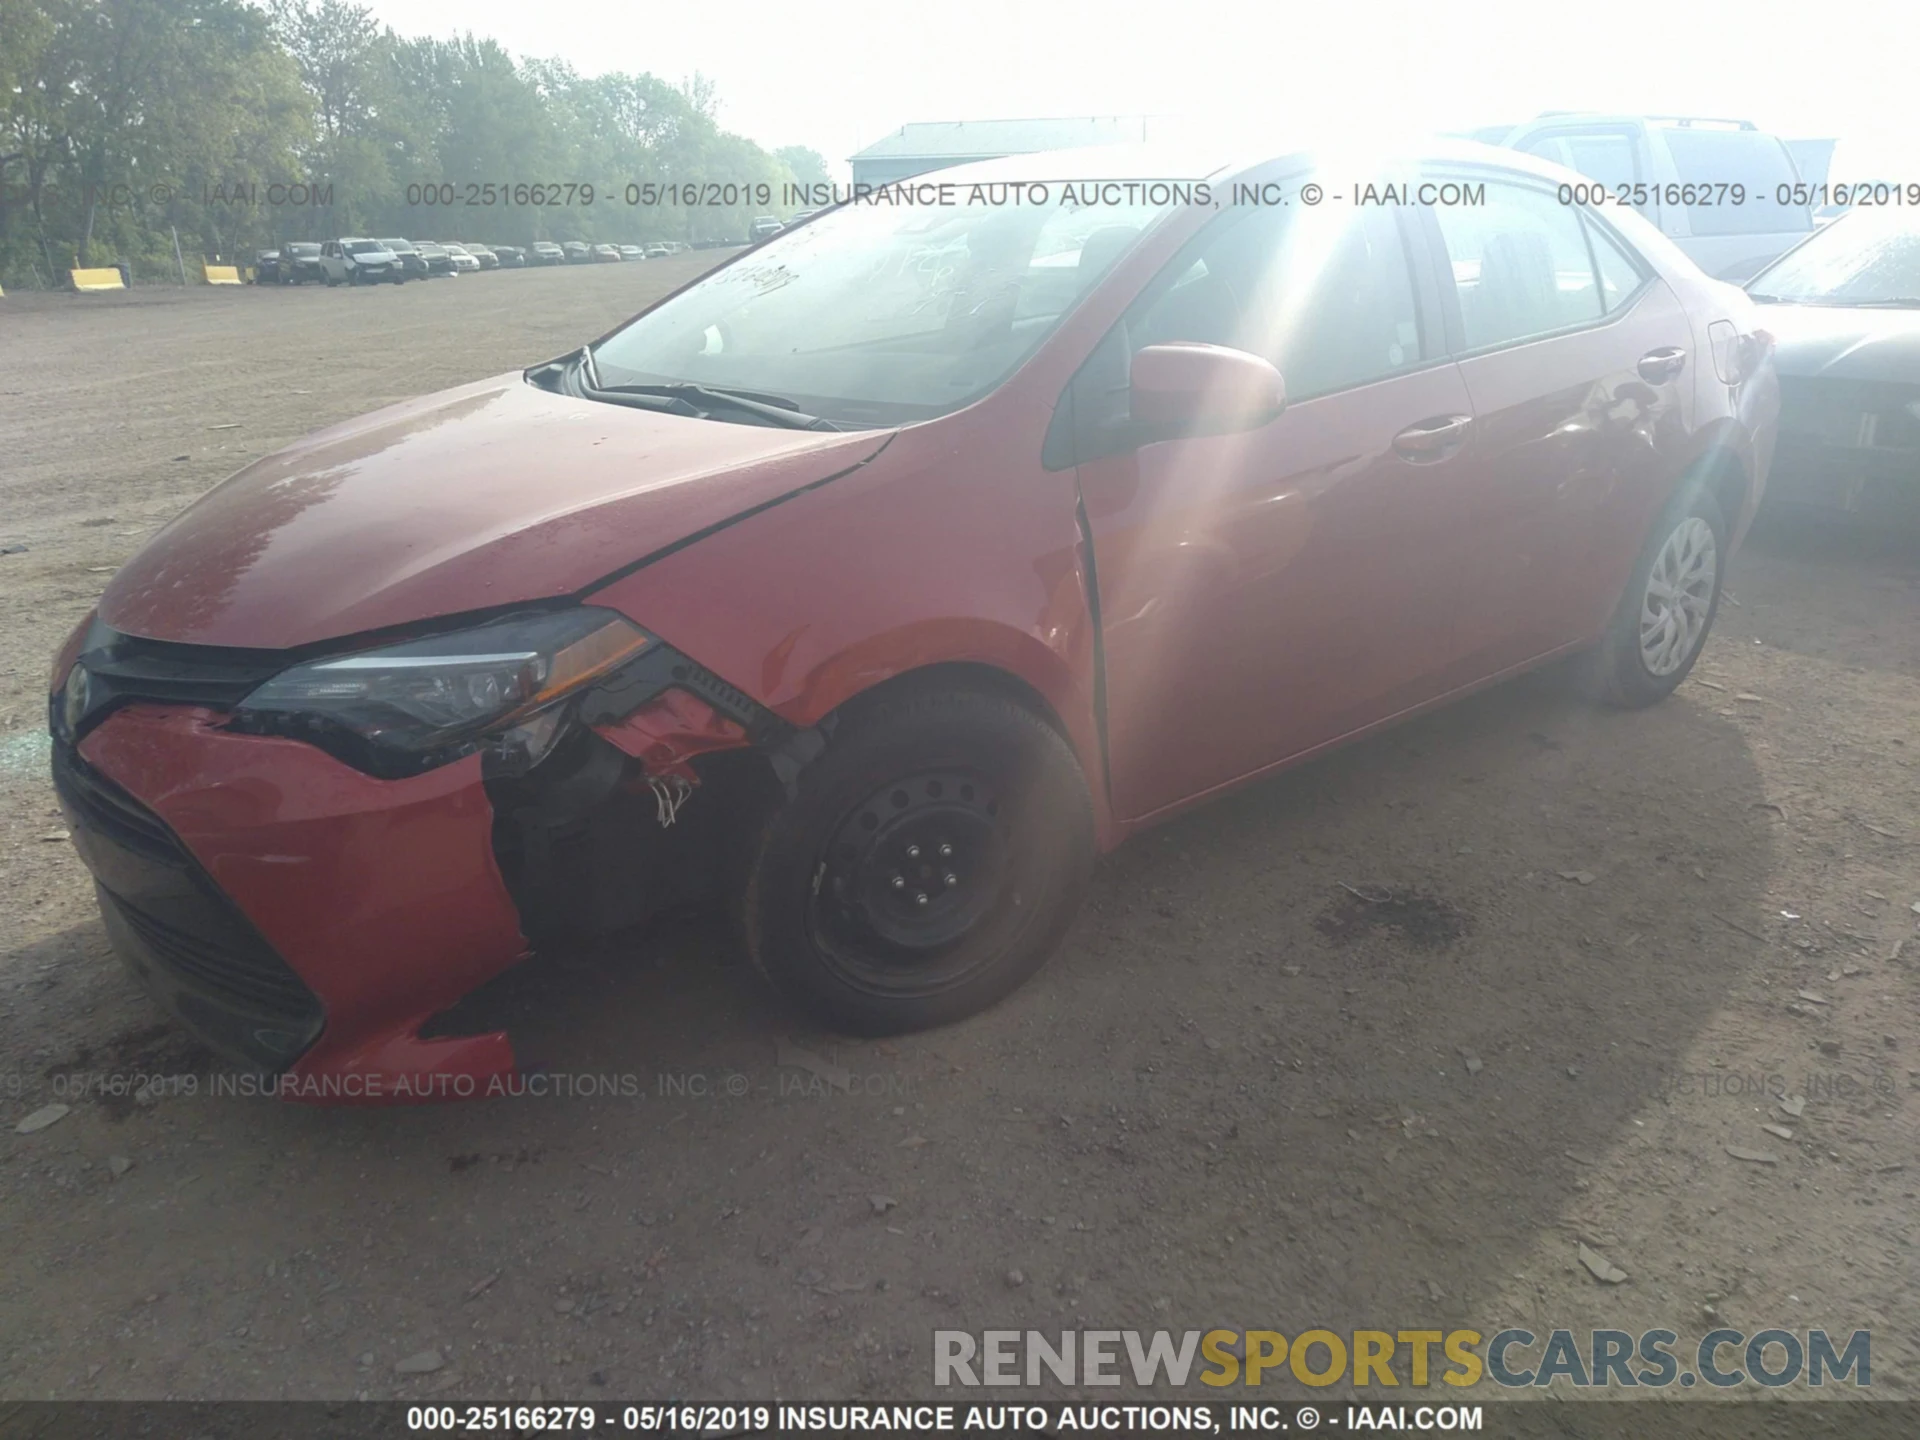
[1609,209,1779,543]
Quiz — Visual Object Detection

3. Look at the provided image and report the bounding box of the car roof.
[882,134,1585,192]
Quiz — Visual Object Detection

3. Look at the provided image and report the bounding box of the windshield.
[1748,209,1920,304]
[590,190,1176,426]
[345,241,387,256]
[379,238,413,250]
[288,244,320,256]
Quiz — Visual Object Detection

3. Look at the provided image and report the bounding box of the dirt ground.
[0,264,1915,1407]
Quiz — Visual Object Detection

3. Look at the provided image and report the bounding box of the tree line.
[0,0,830,286]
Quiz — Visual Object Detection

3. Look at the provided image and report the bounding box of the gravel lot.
[1,263,1916,1406]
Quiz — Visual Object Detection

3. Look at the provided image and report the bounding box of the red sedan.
[49,141,1778,1100]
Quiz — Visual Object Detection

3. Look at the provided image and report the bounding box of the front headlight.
[235,607,650,775]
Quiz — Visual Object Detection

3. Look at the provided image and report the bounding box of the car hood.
[1761,303,1920,381]
[99,374,892,650]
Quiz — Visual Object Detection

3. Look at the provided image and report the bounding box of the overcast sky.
[364,0,1917,177]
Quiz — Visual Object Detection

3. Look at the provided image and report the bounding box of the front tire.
[738,686,1094,1035]
[1585,488,1727,707]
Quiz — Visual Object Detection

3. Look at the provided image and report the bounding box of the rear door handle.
[1392,414,1472,461]
[1637,347,1687,382]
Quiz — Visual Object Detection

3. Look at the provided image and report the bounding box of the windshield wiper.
[592,380,841,431]
[1746,293,1793,303]
[1824,297,1920,308]
[546,347,843,429]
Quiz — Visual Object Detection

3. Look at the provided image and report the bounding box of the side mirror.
[1130,342,1286,434]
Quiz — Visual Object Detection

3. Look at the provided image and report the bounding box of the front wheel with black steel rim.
[1584,488,1728,707]
[737,685,1094,1035]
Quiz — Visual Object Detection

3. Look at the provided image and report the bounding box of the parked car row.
[252,236,697,284]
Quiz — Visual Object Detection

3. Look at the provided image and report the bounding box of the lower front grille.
[52,731,325,1071]
[103,892,319,1017]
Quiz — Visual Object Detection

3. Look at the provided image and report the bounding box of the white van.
[1495,115,1814,281]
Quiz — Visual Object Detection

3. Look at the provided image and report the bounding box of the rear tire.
[737,686,1094,1035]
[1583,487,1728,707]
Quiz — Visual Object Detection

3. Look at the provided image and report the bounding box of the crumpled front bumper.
[56,703,529,1103]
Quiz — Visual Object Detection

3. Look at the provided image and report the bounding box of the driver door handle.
[1393,414,1472,461]
[1638,347,1687,382]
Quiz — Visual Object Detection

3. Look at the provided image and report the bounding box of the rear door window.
[1659,128,1812,237]
[1584,215,1650,313]
[1432,180,1604,350]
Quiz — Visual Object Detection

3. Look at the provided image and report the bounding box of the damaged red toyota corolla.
[48,140,1779,1100]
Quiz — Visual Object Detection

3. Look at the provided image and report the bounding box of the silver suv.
[317,238,403,286]
[1495,114,1814,281]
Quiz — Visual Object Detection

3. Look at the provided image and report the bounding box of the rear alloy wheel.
[1585,489,1727,707]
[738,686,1094,1034]
[1639,517,1717,677]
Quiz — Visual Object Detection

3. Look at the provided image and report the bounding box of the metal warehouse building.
[848,116,1155,187]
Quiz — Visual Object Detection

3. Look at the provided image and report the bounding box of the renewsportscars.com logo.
[933,1328,1872,1389]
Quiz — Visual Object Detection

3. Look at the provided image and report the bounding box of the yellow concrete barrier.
[71,267,126,292]
[204,264,242,285]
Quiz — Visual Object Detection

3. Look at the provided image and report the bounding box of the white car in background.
[439,243,481,273]
[317,238,403,285]
[1493,114,1815,281]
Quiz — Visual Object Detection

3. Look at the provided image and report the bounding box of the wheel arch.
[781,626,1114,846]
[825,658,1067,735]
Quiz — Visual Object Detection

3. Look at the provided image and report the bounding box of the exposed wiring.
[645,773,694,828]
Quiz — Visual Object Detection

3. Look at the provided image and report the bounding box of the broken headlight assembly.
[232,607,651,778]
